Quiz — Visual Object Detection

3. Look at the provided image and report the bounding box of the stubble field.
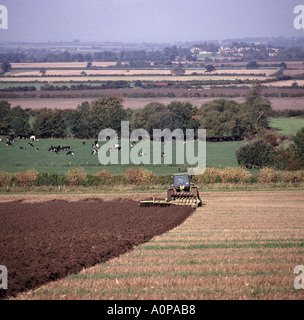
[4,190,304,300]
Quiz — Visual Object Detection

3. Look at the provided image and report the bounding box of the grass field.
[11,190,304,300]
[270,118,304,136]
[0,138,244,174]
[1,117,304,175]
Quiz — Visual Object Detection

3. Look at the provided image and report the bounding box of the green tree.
[289,127,304,160]
[65,102,91,139]
[32,109,53,138]
[168,101,200,134]
[205,64,216,73]
[130,102,172,135]
[246,61,260,69]
[89,95,127,138]
[1,61,12,73]
[39,68,47,76]
[10,106,31,137]
[171,65,185,76]
[0,100,11,135]
[32,109,66,138]
[242,84,273,134]
[199,99,249,139]
[236,139,276,169]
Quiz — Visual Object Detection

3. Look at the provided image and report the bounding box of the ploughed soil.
[0,198,193,299]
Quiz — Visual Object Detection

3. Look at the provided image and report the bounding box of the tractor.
[140,173,202,209]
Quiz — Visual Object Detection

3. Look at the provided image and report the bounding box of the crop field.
[0,75,270,83]
[0,138,244,174]
[10,62,117,69]
[8,68,276,77]
[5,190,304,300]
[4,95,304,113]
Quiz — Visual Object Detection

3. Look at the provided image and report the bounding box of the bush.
[257,168,279,184]
[66,168,87,186]
[154,174,173,185]
[275,150,304,171]
[0,171,13,187]
[35,172,67,186]
[196,167,222,184]
[84,174,101,186]
[218,167,251,184]
[236,140,276,169]
[123,167,155,185]
[96,169,112,181]
[14,169,38,187]
[262,131,280,147]
[280,171,296,183]
[293,170,304,183]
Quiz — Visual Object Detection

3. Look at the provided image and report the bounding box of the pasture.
[0,138,244,174]
[270,118,304,136]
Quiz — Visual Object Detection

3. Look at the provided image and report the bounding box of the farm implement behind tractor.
[140,173,202,209]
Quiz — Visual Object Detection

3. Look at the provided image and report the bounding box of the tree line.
[0,86,274,141]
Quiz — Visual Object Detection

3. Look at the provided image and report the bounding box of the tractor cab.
[173,173,191,191]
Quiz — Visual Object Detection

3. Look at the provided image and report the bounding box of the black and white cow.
[110,143,121,151]
[92,140,99,148]
[91,149,99,155]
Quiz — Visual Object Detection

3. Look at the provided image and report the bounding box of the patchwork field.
[5,190,304,300]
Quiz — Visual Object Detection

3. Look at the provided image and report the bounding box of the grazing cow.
[140,151,146,156]
[6,136,14,143]
[30,135,36,142]
[162,152,165,158]
[48,146,59,154]
[20,147,27,150]
[110,143,121,151]
[92,140,99,148]
[130,141,136,148]
[48,145,57,152]
[91,149,99,155]
[66,151,75,156]
[5,141,12,147]
[34,148,39,152]
[28,142,34,147]
[82,141,85,146]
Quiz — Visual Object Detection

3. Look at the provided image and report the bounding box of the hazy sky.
[0,0,303,43]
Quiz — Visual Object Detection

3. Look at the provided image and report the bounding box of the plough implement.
[140,173,202,209]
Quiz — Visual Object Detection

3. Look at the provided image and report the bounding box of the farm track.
[5,190,304,300]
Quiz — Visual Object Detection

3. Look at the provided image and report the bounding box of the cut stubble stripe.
[67,270,288,281]
[138,242,304,250]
